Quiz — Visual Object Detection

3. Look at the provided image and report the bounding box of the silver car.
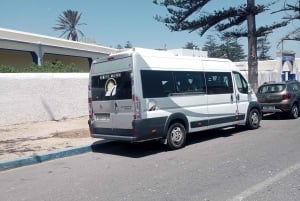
[257,80,300,119]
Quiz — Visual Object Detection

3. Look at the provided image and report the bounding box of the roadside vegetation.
[0,61,83,73]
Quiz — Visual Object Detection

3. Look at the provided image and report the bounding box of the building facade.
[0,28,117,71]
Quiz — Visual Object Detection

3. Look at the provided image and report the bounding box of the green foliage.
[183,42,199,49]
[272,1,300,41]
[257,37,272,60]
[0,61,82,73]
[53,10,86,41]
[0,65,17,73]
[124,41,133,48]
[153,0,287,38]
[202,35,221,58]
[202,34,246,62]
[116,44,123,49]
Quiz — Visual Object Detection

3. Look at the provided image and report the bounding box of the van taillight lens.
[88,98,93,119]
[283,93,292,100]
[132,95,141,120]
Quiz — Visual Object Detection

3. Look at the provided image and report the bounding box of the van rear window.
[91,71,132,100]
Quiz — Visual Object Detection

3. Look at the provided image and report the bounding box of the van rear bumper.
[89,119,137,142]
[91,133,137,143]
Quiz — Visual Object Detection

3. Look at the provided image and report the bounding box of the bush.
[0,61,83,73]
[0,65,17,73]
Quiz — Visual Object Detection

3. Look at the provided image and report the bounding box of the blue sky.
[1,0,299,58]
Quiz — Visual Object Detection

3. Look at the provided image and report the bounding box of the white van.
[88,48,261,149]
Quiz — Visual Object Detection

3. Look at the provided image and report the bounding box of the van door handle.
[230,94,234,103]
[236,94,240,101]
[114,102,118,111]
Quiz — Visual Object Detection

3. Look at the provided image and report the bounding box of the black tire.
[247,108,260,130]
[289,104,299,119]
[166,123,186,150]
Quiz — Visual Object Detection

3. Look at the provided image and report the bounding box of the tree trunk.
[247,0,259,92]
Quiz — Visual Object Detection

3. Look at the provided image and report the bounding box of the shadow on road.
[91,126,247,158]
[261,113,290,120]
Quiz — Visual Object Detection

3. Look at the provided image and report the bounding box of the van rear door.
[90,56,135,140]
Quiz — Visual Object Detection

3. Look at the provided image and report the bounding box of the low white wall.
[0,73,89,126]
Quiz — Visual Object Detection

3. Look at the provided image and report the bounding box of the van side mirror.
[247,84,253,94]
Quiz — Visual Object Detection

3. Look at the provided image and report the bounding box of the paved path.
[0,116,99,162]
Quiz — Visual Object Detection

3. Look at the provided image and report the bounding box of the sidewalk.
[0,116,99,162]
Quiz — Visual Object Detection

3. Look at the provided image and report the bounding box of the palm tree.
[53,10,86,41]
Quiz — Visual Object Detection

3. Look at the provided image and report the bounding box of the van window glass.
[91,71,132,101]
[141,70,174,98]
[205,72,233,94]
[233,72,248,94]
[173,71,206,94]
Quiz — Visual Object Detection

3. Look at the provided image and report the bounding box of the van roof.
[92,47,239,72]
[95,47,231,62]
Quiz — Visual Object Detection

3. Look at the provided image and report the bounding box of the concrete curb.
[0,145,91,171]
[0,140,108,171]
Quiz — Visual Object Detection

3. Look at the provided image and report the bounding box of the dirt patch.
[51,128,90,138]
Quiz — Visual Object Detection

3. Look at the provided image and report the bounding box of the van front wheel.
[166,123,186,150]
[247,108,260,130]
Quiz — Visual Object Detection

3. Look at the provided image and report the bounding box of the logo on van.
[105,78,117,96]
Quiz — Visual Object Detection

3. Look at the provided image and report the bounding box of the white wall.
[235,58,300,85]
[0,73,88,126]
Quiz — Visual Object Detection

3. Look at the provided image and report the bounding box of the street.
[1,114,300,201]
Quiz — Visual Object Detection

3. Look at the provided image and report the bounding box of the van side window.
[141,70,174,98]
[233,72,248,94]
[205,72,233,94]
[173,71,205,94]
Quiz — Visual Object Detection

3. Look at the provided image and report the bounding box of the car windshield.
[258,84,285,94]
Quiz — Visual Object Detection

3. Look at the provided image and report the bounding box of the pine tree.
[257,37,271,60]
[183,42,199,49]
[153,0,289,91]
[202,35,222,58]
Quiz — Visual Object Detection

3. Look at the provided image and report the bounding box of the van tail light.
[283,93,292,100]
[132,95,141,120]
[88,98,93,119]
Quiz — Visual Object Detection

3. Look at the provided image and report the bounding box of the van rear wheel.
[166,123,186,150]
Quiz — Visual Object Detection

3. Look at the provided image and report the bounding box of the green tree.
[124,41,133,48]
[116,44,123,49]
[153,0,289,91]
[183,42,199,49]
[202,35,246,61]
[257,37,271,60]
[53,10,86,41]
[273,0,300,43]
[219,35,246,61]
[202,35,222,58]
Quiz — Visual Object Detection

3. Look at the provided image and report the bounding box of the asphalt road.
[1,114,300,201]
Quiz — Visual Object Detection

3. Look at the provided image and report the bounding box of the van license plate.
[95,114,110,121]
[263,106,275,110]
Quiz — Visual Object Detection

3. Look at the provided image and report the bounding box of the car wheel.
[289,104,299,119]
[247,108,260,130]
[166,122,186,150]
